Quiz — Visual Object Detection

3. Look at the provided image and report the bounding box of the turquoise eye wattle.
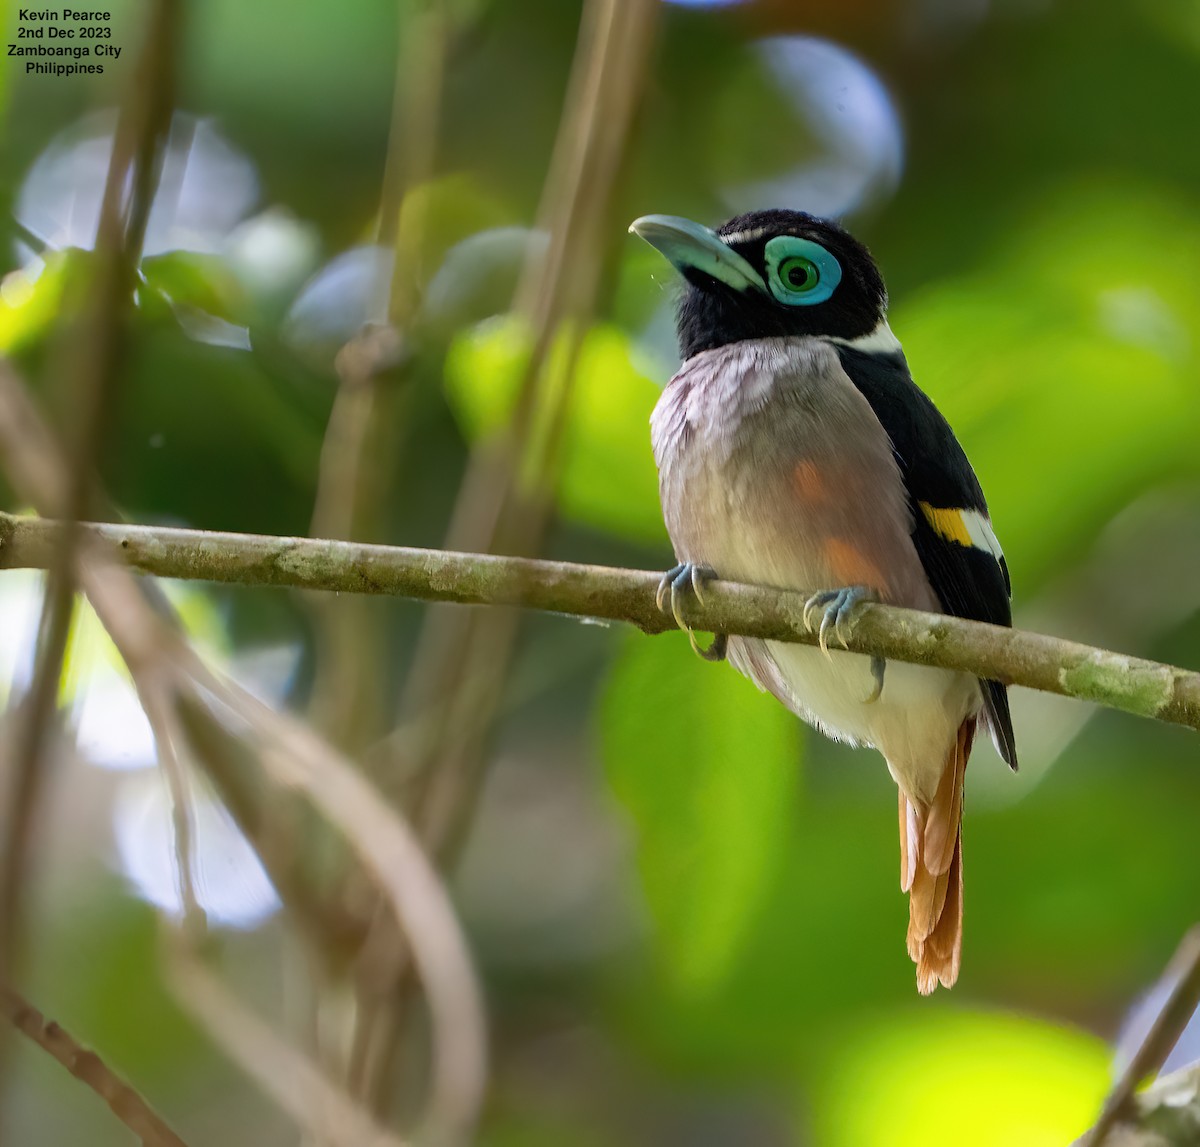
[764,235,842,306]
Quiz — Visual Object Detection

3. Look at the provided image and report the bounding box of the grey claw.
[834,600,856,650]
[818,609,835,660]
[804,585,876,660]
[655,561,724,662]
[803,590,829,633]
[657,562,685,613]
[688,628,727,662]
[802,594,820,633]
[670,584,691,635]
[865,655,886,703]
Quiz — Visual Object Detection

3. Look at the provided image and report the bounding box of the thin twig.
[0,357,487,1146]
[136,681,206,942]
[402,0,661,855]
[1086,926,1200,1147]
[0,0,181,1094]
[0,510,1195,732]
[75,550,485,1145]
[306,0,448,753]
[315,0,453,1111]
[348,0,661,1112]
[70,544,488,1145]
[177,681,487,1146]
[179,695,364,957]
[163,950,407,1147]
[1,984,190,1147]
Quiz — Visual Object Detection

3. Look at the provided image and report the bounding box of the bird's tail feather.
[896,717,975,994]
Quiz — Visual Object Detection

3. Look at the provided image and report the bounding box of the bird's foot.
[656,561,727,662]
[802,585,878,659]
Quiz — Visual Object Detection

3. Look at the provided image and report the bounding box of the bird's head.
[630,209,892,361]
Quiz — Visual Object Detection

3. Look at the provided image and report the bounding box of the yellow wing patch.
[919,503,974,547]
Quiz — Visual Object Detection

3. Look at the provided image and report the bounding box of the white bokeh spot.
[724,36,904,219]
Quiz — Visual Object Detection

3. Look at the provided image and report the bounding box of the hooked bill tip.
[627,214,766,295]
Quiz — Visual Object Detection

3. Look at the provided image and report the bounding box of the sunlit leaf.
[442,312,530,434]
[0,250,79,353]
[142,251,247,324]
[810,1008,1110,1147]
[601,631,802,997]
[896,184,1200,589]
[558,324,667,541]
[443,315,668,542]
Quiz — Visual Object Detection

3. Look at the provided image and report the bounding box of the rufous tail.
[896,717,975,994]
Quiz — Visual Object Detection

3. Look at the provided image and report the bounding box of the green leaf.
[557,324,667,542]
[442,312,530,437]
[600,631,802,997]
[810,1008,1110,1147]
[443,315,668,543]
[396,172,515,287]
[141,251,247,324]
[0,249,81,353]
[896,183,1200,589]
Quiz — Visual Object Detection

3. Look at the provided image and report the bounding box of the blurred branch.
[172,679,487,1145]
[1,510,1197,732]
[1076,1062,1200,1147]
[136,681,205,942]
[164,948,408,1147]
[0,363,487,1146]
[0,0,181,1092]
[314,0,455,1112]
[304,0,449,753]
[310,1,448,549]
[179,700,365,957]
[399,0,660,858]
[1084,927,1200,1147]
[1,985,190,1147]
[350,0,660,1115]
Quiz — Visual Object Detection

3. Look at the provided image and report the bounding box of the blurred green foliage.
[2,0,1199,1145]
[603,630,800,998]
[445,316,666,541]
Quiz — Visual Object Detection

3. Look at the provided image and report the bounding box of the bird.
[630,208,1017,994]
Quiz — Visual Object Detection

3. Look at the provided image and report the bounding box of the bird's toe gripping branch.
[803,585,886,701]
[656,561,728,662]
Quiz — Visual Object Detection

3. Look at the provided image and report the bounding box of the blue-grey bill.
[629,214,766,294]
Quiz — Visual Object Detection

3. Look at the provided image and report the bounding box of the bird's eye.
[780,257,817,290]
[764,236,842,306]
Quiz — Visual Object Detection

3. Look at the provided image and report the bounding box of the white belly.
[731,637,979,804]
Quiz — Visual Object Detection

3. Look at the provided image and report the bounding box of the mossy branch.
[0,509,1196,732]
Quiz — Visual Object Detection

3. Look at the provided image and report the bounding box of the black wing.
[835,344,1018,769]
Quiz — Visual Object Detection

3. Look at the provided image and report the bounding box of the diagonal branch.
[1083,926,1200,1147]
[0,363,486,1146]
[0,510,1196,732]
[2,985,190,1147]
[0,0,182,1111]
